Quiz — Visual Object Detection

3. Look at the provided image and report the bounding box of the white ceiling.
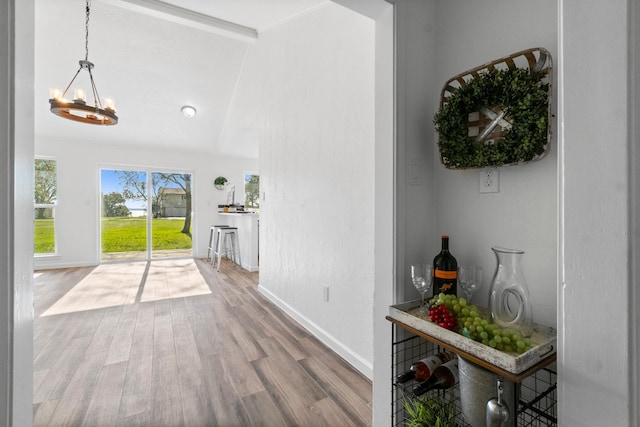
[35,0,328,158]
[160,0,331,32]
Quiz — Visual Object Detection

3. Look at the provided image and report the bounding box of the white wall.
[223,3,377,377]
[395,0,438,305]
[559,0,635,424]
[391,0,637,426]
[34,139,257,270]
[394,0,558,325]
[632,1,640,424]
[432,0,558,325]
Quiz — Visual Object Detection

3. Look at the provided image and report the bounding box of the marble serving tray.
[389,300,557,375]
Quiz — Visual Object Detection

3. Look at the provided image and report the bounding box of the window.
[34,158,57,254]
[245,173,259,209]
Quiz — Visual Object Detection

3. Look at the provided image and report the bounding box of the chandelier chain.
[85,0,91,61]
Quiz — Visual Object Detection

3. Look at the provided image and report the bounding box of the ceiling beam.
[100,0,258,42]
[331,0,392,20]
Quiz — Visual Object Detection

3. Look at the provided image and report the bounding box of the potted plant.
[214,176,227,190]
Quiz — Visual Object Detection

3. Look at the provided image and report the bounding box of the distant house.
[158,187,187,217]
[129,208,147,217]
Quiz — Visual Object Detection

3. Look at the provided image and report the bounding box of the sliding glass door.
[100,168,193,262]
[151,172,192,259]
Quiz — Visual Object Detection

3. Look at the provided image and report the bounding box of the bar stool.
[207,225,229,263]
[213,227,241,271]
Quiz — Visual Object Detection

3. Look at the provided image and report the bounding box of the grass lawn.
[101,216,192,253]
[34,219,55,253]
[34,217,192,254]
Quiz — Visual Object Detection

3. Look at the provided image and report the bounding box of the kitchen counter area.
[217,212,259,271]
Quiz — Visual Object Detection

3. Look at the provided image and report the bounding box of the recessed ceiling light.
[181,105,196,118]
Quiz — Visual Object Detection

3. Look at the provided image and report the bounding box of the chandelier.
[49,0,118,125]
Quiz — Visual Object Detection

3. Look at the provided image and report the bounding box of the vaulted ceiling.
[35,0,328,158]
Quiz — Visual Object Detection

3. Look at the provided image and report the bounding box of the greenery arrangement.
[214,176,228,188]
[404,394,457,427]
[434,67,549,169]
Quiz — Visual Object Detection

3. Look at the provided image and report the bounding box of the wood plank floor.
[33,259,372,427]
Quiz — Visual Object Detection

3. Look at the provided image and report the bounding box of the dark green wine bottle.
[433,235,457,296]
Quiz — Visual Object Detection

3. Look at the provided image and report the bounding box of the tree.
[245,174,260,208]
[155,173,192,236]
[115,171,192,237]
[34,159,57,219]
[35,159,57,204]
[116,171,147,202]
[102,192,130,217]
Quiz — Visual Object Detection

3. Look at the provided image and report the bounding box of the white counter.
[217,213,259,271]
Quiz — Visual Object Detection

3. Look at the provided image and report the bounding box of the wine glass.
[458,265,483,303]
[411,264,433,312]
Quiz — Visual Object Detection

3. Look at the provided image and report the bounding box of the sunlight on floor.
[42,259,211,316]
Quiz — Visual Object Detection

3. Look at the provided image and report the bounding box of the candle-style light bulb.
[73,88,86,103]
[105,98,115,111]
[49,88,62,100]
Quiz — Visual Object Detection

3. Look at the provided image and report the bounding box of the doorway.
[100,168,193,262]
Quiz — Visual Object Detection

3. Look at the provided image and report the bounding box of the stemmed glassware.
[458,265,483,303]
[411,264,433,312]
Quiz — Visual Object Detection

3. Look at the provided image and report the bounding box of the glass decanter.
[488,247,533,337]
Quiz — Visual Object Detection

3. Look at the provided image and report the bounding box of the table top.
[218,212,258,216]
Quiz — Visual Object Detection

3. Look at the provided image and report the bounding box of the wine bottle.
[395,352,453,384]
[412,358,459,396]
[433,235,458,296]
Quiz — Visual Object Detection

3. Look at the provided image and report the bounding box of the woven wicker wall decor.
[434,48,553,169]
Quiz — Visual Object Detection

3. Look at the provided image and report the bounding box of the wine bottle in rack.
[412,358,459,396]
[395,352,453,384]
[433,235,458,296]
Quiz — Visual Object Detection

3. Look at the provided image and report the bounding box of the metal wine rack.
[391,327,557,427]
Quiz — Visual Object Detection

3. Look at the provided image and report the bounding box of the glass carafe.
[488,247,533,337]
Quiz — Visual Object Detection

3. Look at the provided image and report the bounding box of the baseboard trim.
[33,260,98,271]
[257,284,373,380]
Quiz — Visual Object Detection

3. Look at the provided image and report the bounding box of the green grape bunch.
[427,293,532,354]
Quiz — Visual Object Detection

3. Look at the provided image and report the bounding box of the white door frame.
[1,0,35,425]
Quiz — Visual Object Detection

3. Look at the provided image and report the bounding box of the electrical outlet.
[409,158,421,185]
[479,168,499,193]
[322,285,330,302]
